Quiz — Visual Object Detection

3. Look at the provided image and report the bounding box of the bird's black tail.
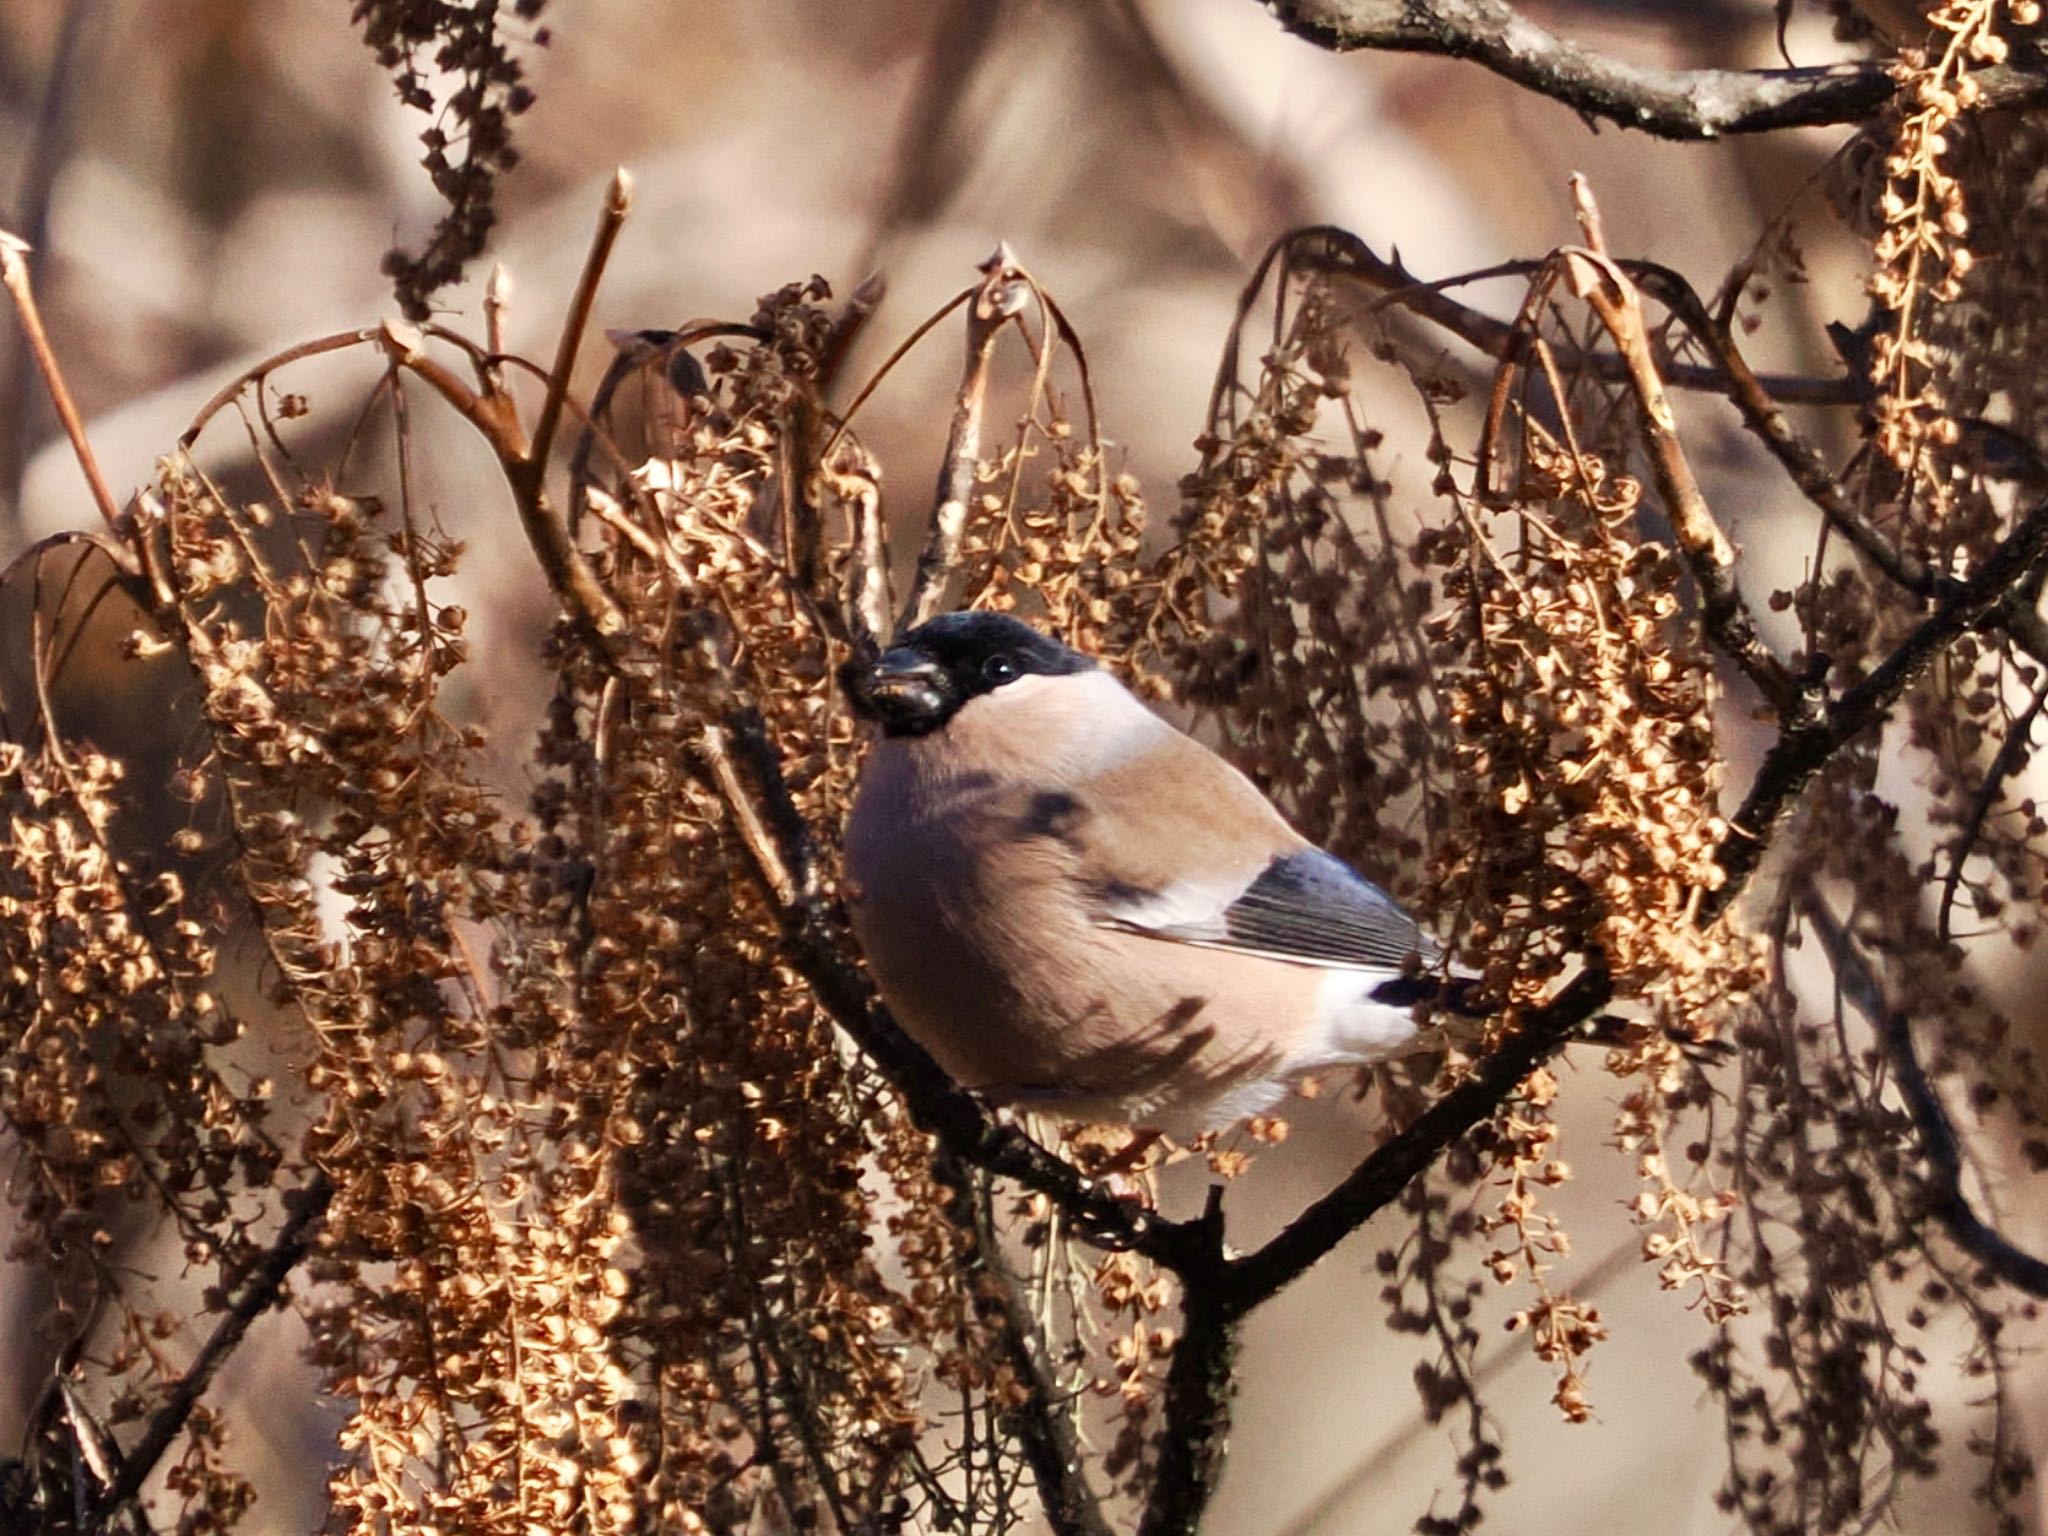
[1371,972,1644,1045]
[1366,972,1493,1018]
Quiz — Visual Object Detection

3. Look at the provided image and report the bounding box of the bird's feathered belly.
[847,789,1351,1126]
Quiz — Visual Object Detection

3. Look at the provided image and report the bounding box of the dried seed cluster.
[5,162,2046,1533]
[352,0,550,319]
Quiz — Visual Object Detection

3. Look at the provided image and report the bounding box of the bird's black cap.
[846,612,1095,737]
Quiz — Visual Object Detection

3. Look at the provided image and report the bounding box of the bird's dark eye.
[981,654,1018,685]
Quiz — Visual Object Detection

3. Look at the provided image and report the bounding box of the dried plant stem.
[1627,262,1943,601]
[527,169,631,495]
[1563,179,1800,716]
[0,1,105,531]
[1272,228,1856,410]
[375,318,625,647]
[1474,260,1566,508]
[1935,679,2048,940]
[179,330,382,449]
[844,461,891,653]
[898,249,1029,633]
[694,722,800,909]
[953,1158,1115,1536]
[0,231,122,534]
[484,262,512,360]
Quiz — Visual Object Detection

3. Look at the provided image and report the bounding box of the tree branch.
[1126,965,1614,1536]
[87,1175,333,1529]
[1136,1191,1234,1536]
[897,248,1026,634]
[1802,891,2048,1297]
[1223,963,1614,1307]
[1260,230,1857,408]
[1706,494,2048,921]
[1262,0,2048,139]
[1624,262,1944,602]
[1,230,123,537]
[953,1156,1116,1536]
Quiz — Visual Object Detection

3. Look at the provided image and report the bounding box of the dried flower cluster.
[4,80,2048,1532]
[1866,0,2037,472]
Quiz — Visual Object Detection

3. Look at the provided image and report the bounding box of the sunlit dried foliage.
[7,10,2048,1530]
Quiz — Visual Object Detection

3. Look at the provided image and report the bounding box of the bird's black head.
[846,612,1096,737]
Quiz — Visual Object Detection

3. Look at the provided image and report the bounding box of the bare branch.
[1136,1192,1233,1536]
[526,168,631,496]
[1262,0,2048,139]
[1279,229,1858,407]
[374,317,627,651]
[1625,262,1943,601]
[1129,965,1616,1535]
[1936,680,2048,941]
[0,1,106,534]
[953,1159,1117,1536]
[179,330,384,450]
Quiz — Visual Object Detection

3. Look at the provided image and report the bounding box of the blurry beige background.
[2,2,2035,1532]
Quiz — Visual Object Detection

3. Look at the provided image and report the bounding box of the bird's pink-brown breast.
[843,671,1336,1127]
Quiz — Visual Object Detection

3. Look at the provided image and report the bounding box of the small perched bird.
[842,612,1481,1134]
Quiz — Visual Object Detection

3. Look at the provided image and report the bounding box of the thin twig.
[1936,680,2048,941]
[1626,262,1942,602]
[951,1154,1116,1536]
[483,261,512,361]
[827,443,891,656]
[178,330,383,450]
[375,318,626,648]
[0,230,122,534]
[1276,228,1860,408]
[0,0,106,533]
[694,722,800,909]
[1222,963,1614,1306]
[527,168,632,497]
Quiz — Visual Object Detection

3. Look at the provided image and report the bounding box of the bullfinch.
[842,611,1482,1133]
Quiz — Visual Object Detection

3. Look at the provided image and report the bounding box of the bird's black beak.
[850,648,952,734]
